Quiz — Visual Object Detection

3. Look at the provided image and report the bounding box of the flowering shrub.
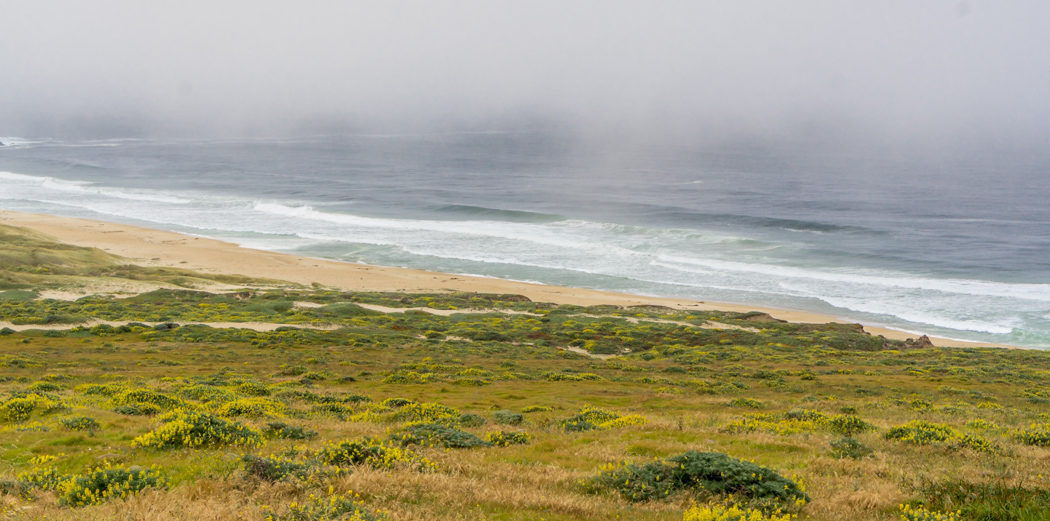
[382,371,439,384]
[392,402,460,424]
[727,398,764,409]
[898,504,960,521]
[1013,423,1050,447]
[722,410,873,437]
[965,419,998,430]
[177,384,236,403]
[26,381,62,392]
[346,410,382,423]
[561,406,644,432]
[545,372,603,382]
[2,398,40,422]
[17,466,66,491]
[683,504,793,521]
[131,411,262,449]
[457,368,492,377]
[238,381,271,396]
[522,405,552,413]
[884,420,993,452]
[114,403,162,416]
[318,437,435,472]
[599,415,647,429]
[1,392,67,421]
[77,383,128,396]
[112,389,181,410]
[486,430,530,446]
[264,489,387,521]
[57,466,166,507]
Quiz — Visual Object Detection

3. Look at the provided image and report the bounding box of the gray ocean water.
[1,133,1048,348]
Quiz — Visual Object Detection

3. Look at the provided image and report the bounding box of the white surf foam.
[654,254,1050,302]
[1,172,192,204]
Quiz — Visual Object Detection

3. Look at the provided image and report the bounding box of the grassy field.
[1,225,1049,520]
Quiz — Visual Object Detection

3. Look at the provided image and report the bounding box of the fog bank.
[1,1,1048,145]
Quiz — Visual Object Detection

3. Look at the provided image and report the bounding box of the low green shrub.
[114,403,161,416]
[394,422,491,449]
[493,410,524,426]
[0,479,30,499]
[590,450,808,504]
[241,454,315,482]
[727,398,764,409]
[263,422,317,440]
[829,437,874,459]
[486,431,530,447]
[380,398,415,408]
[458,413,486,427]
[60,416,100,433]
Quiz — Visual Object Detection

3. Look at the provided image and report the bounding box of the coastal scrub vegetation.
[1,227,1050,519]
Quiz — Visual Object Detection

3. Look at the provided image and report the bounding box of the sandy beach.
[0,210,1016,348]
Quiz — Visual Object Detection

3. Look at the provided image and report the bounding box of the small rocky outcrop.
[904,334,935,349]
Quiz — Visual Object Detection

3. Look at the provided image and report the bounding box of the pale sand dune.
[0,210,1016,348]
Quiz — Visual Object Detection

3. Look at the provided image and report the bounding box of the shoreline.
[0,210,1019,349]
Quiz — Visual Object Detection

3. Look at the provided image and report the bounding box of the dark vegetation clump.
[263,422,318,440]
[590,450,808,504]
[241,454,313,482]
[829,437,874,459]
[59,416,100,434]
[393,422,491,449]
[492,410,524,426]
[458,413,487,427]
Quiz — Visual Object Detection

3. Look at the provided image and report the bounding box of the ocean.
[1,132,1048,348]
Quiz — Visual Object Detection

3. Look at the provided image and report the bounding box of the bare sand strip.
[0,210,1016,348]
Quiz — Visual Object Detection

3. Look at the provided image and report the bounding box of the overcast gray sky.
[1,1,1047,142]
